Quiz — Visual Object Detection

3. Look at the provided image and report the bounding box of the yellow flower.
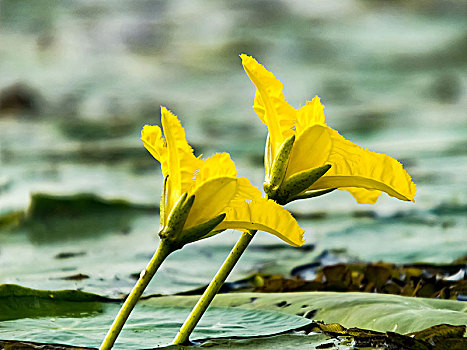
[141,107,305,247]
[241,54,416,205]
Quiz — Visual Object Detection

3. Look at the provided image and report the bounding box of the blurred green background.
[0,0,466,297]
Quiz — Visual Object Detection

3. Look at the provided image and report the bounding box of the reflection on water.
[0,0,466,295]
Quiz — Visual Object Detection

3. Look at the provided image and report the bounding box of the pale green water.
[0,0,466,297]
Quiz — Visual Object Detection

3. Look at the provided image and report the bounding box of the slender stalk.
[100,239,174,350]
[173,230,257,345]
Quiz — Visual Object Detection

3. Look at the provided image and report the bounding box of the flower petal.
[264,135,273,178]
[218,198,305,247]
[295,96,327,136]
[241,54,296,157]
[231,177,263,201]
[184,177,238,229]
[192,153,237,192]
[141,125,167,170]
[185,151,263,229]
[285,125,332,180]
[160,107,204,198]
[341,188,382,205]
[309,127,416,203]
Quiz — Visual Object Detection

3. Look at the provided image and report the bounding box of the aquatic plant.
[99,107,304,349]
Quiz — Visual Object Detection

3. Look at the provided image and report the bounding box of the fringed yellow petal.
[341,187,382,205]
[192,153,237,192]
[184,177,238,229]
[309,127,416,202]
[241,54,296,157]
[252,91,295,138]
[218,198,305,247]
[285,125,332,180]
[252,90,267,126]
[161,107,203,205]
[264,135,273,178]
[160,176,169,229]
[141,125,168,175]
[231,177,263,201]
[296,96,326,136]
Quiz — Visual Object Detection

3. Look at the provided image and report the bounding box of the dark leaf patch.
[254,261,467,300]
[301,322,467,350]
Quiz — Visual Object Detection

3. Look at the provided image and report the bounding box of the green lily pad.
[5,325,466,350]
[0,286,312,349]
[0,284,108,321]
[3,286,466,349]
[24,193,156,244]
[0,306,311,349]
[148,291,467,334]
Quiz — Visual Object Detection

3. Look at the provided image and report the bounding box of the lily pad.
[302,322,467,350]
[3,286,466,349]
[0,284,108,321]
[148,291,467,334]
[0,286,312,349]
[23,193,156,244]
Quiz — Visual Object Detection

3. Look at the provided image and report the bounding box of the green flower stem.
[173,229,257,345]
[99,239,174,350]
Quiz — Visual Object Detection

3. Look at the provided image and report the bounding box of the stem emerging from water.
[173,230,257,345]
[100,239,174,350]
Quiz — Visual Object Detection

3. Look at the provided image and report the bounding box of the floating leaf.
[23,193,156,243]
[0,284,107,321]
[305,321,467,350]
[0,286,312,349]
[149,291,467,334]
